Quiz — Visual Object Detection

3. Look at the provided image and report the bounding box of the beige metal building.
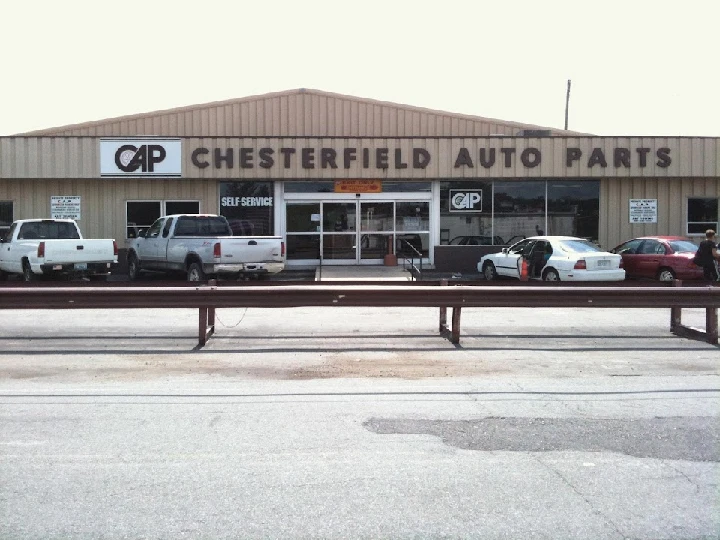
[1,88,719,271]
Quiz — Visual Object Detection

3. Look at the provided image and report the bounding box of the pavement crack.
[663,461,702,493]
[533,455,626,540]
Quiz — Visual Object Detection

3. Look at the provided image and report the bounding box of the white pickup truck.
[0,219,118,281]
[126,214,285,281]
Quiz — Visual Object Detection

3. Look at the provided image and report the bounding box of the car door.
[136,218,164,267]
[635,239,663,278]
[157,217,175,270]
[613,239,643,276]
[495,239,535,277]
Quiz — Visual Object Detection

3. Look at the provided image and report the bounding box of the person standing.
[695,229,720,282]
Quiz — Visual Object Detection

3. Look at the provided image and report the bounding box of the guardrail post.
[670,279,682,332]
[451,305,462,344]
[439,279,448,333]
[197,279,218,347]
[707,307,718,345]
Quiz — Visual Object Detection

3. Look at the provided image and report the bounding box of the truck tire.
[127,254,140,281]
[187,262,206,282]
[22,261,35,282]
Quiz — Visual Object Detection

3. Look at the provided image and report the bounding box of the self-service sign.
[449,190,482,212]
[100,139,182,177]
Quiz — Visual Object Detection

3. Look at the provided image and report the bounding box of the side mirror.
[501,248,509,254]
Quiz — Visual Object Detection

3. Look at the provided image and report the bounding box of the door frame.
[283,191,433,266]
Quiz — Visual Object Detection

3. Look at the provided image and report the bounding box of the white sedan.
[477,236,625,282]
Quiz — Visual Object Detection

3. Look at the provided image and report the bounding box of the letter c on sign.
[191,147,210,169]
[452,192,467,209]
[115,145,139,172]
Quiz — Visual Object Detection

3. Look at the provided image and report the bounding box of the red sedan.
[610,236,703,282]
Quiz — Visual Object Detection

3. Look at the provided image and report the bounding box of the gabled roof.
[19,88,589,137]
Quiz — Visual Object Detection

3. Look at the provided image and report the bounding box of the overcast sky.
[1,0,718,136]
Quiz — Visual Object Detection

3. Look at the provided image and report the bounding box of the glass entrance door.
[358,201,394,261]
[321,202,357,262]
[285,198,431,265]
[321,201,394,263]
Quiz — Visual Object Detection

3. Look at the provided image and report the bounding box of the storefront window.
[439,181,494,244]
[687,198,718,235]
[547,181,599,240]
[0,201,13,235]
[493,181,546,241]
[284,182,335,193]
[382,182,432,192]
[126,201,200,238]
[127,202,161,238]
[439,180,599,246]
[219,182,274,236]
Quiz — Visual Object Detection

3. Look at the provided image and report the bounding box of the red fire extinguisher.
[519,257,529,281]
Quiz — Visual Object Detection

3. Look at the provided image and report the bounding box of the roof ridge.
[18,88,587,135]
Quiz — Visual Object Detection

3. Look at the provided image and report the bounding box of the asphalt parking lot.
[0,283,718,539]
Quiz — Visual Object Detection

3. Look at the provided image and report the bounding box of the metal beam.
[2,285,720,310]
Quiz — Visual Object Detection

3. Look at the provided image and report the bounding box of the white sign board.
[51,196,81,220]
[629,199,657,223]
[100,138,182,177]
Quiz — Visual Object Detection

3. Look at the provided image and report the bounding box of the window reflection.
[396,202,429,231]
[493,181,546,241]
[439,180,600,245]
[547,181,599,240]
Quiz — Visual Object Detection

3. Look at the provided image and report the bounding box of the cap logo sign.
[100,139,182,177]
[450,190,482,212]
[115,144,166,173]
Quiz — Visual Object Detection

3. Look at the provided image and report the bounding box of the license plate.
[74,263,87,270]
[596,260,610,267]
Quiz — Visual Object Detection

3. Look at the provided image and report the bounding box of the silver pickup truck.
[126,214,285,281]
[0,219,118,281]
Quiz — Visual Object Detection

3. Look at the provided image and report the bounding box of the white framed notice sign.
[51,196,81,220]
[629,199,657,223]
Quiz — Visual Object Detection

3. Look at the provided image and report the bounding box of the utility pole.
[564,79,572,130]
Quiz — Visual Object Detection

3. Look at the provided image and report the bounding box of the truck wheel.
[187,262,206,282]
[22,261,35,282]
[127,255,140,281]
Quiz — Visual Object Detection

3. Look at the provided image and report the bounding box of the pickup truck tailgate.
[43,240,116,263]
[221,237,283,263]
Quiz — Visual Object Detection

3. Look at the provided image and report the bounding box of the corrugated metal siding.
[20,90,574,138]
[1,138,97,178]
[599,176,720,249]
[3,137,720,179]
[0,178,216,241]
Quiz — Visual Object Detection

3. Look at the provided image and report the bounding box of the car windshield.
[558,239,603,253]
[667,240,697,253]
